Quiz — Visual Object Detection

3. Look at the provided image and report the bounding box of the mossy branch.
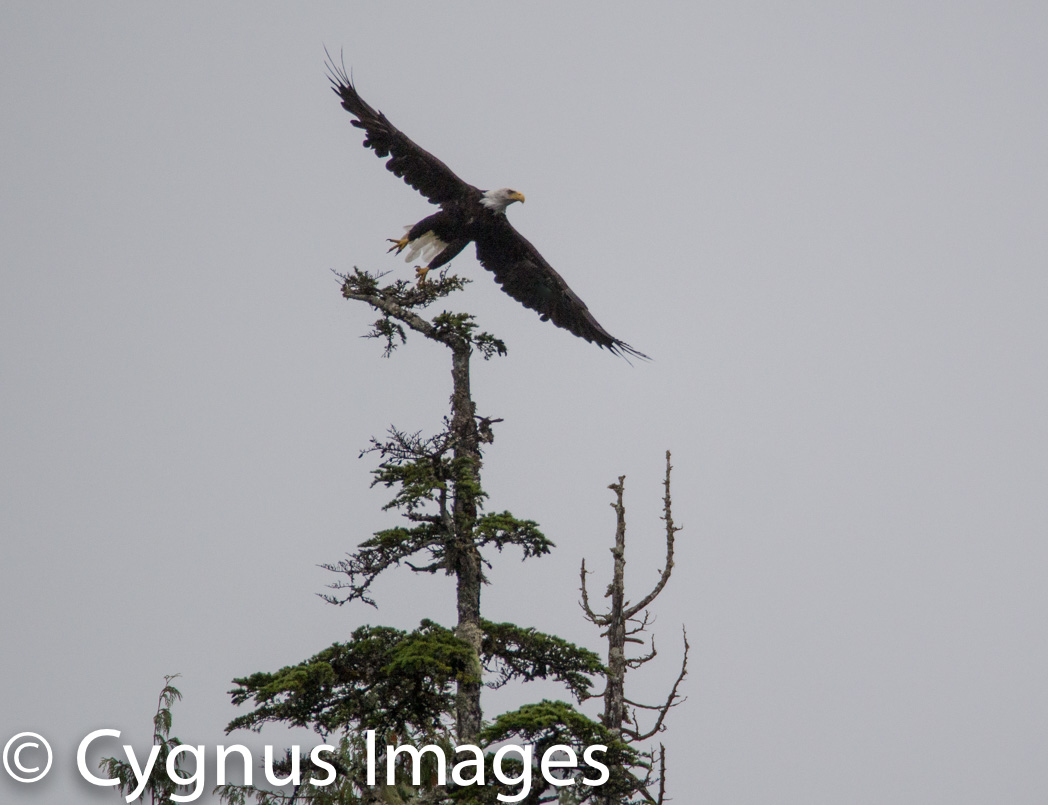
[337,267,506,358]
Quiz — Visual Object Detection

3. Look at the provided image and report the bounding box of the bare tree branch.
[622,451,679,620]
[629,627,690,743]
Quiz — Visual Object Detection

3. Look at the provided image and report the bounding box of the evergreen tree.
[99,675,192,805]
[217,268,684,803]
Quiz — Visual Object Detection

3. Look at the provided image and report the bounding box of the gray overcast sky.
[2,3,1047,803]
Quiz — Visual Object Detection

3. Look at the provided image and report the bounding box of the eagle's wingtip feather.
[610,341,651,364]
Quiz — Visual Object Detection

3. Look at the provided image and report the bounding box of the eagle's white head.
[480,187,526,212]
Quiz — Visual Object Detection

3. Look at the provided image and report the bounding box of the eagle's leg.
[387,235,410,254]
[413,236,469,285]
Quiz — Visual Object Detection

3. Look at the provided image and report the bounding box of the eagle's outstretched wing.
[326,53,647,360]
[474,217,648,361]
[325,53,474,206]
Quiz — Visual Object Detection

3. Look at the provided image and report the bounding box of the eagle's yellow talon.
[415,266,430,284]
[387,236,410,254]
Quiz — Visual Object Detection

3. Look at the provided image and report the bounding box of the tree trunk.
[450,341,483,743]
[603,476,628,737]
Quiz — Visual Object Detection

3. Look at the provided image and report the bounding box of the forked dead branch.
[580,451,690,805]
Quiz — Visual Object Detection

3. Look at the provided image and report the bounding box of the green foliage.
[369,315,407,357]
[321,423,551,607]
[217,734,373,805]
[472,513,553,560]
[482,701,642,804]
[228,623,471,737]
[340,267,470,311]
[366,426,455,516]
[99,675,189,805]
[480,621,603,700]
[431,312,507,359]
[228,621,603,738]
[338,268,505,359]
[482,700,617,753]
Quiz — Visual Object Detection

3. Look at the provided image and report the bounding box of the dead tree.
[580,451,689,804]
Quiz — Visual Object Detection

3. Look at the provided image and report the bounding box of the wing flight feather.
[474,218,648,360]
[325,53,473,206]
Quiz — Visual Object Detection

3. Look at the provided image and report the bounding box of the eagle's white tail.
[401,228,446,264]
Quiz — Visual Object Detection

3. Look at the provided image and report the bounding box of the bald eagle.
[326,57,647,360]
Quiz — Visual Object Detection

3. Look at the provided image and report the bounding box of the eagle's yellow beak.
[510,190,526,203]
